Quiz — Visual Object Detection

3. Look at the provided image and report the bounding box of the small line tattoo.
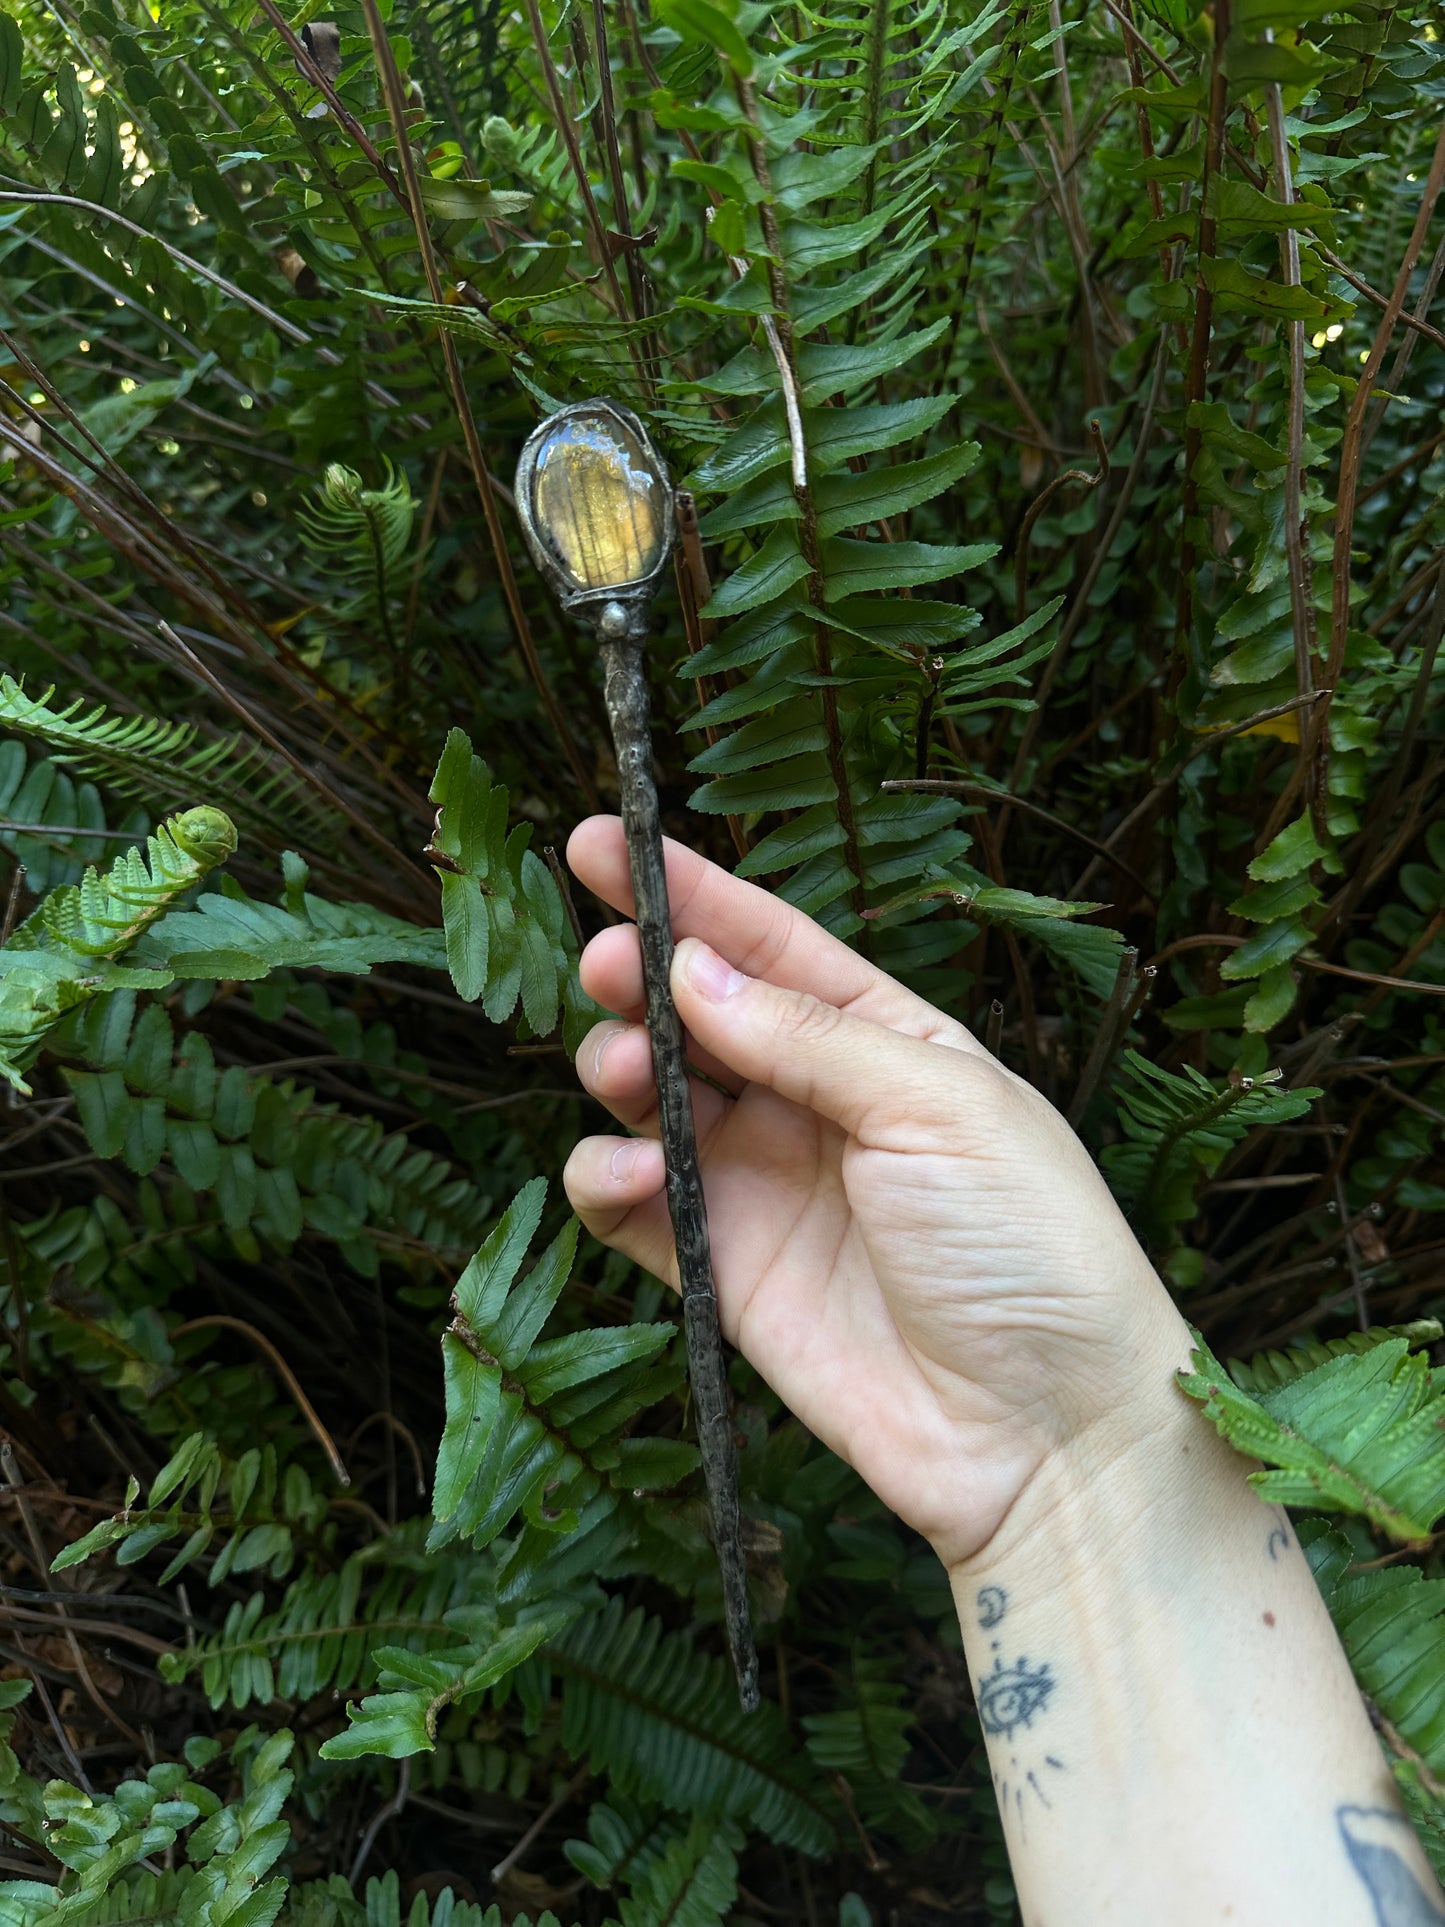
[1267,1516,1291,1562]
[977,1584,1009,1629]
[1338,1805,1445,1924]
[991,1751,1063,1833]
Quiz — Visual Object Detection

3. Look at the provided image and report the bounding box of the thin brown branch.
[1306,120,1445,805]
[1262,67,1317,810]
[169,1317,351,1486]
[358,0,600,812]
[521,0,631,328]
[1068,691,1330,901]
[1314,244,1445,353]
[1175,0,1231,650]
[1013,419,1110,621]
[881,775,1153,902]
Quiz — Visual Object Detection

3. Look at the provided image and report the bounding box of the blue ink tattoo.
[1338,1806,1445,1925]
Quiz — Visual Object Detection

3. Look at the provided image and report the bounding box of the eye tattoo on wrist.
[975,1586,1064,1833]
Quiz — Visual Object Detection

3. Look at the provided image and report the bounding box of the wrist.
[941,1328,1403,1926]
[942,1303,1235,1594]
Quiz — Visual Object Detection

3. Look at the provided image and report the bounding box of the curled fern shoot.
[0,806,237,1090]
[298,460,417,652]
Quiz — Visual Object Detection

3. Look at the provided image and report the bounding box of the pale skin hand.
[565,818,1445,1924]
[562,815,1194,1571]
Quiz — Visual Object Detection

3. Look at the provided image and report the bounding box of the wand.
[515,399,760,1713]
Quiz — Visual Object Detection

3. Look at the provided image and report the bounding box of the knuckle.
[774,988,842,1049]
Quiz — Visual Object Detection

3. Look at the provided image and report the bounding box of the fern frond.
[160,1534,492,1710]
[301,1868,573,1927]
[565,1797,676,1892]
[0,808,236,1091]
[0,677,333,844]
[428,731,599,1050]
[616,1815,743,1927]
[297,461,417,636]
[540,1598,838,1853]
[0,1725,295,1927]
[430,1179,689,1551]
[132,858,447,981]
[1180,1329,1445,1540]
[803,1653,935,1848]
[1103,1052,1318,1239]
[52,1433,329,1585]
[1229,1321,1445,1395]
[0,741,138,894]
[1305,1520,1445,1783]
[13,808,236,960]
[51,990,494,1272]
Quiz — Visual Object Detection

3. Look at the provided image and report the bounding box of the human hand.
[563,818,1192,1571]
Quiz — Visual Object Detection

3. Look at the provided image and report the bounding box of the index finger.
[566,816,983,1054]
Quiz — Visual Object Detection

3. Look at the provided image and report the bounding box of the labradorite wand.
[515,400,760,1713]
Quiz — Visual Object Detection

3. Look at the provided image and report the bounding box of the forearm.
[947,1326,1443,1926]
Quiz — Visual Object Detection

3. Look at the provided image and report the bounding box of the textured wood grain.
[600,620,760,1713]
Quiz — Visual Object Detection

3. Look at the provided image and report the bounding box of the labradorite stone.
[531,410,665,591]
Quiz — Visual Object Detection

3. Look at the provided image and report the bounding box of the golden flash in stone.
[530,410,666,591]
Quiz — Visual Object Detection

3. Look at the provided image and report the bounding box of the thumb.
[670,936,966,1145]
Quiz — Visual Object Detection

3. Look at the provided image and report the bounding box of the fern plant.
[3,0,1445,1915]
[0,806,236,1089]
[0,679,334,848]
[298,462,419,683]
[1181,1326,1445,1541]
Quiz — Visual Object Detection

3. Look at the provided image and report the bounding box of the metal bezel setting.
[514,398,676,637]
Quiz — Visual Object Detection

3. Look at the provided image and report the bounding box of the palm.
[563,819,1163,1565]
[691,1076,1106,1553]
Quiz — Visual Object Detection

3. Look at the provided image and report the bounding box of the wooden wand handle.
[599,629,760,1714]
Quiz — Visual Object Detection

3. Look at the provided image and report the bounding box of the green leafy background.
[0,0,1443,1919]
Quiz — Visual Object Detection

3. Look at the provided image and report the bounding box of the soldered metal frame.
[514,398,676,644]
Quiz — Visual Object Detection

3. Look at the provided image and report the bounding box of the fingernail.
[590,1025,618,1078]
[684,940,748,1003]
[610,1141,641,1183]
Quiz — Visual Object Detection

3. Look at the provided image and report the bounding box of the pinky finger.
[563,1134,679,1289]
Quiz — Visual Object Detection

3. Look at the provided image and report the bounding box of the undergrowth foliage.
[0,0,1443,1920]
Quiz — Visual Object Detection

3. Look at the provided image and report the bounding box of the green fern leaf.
[432,1183,680,1554]
[1180,1330,1445,1539]
[616,1815,743,1927]
[0,677,331,842]
[319,1616,565,1760]
[543,1598,837,1853]
[297,461,417,640]
[565,1798,676,1891]
[1305,1520,1445,1777]
[0,808,236,1091]
[1104,1052,1318,1237]
[427,731,597,1048]
[1229,1322,1445,1395]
